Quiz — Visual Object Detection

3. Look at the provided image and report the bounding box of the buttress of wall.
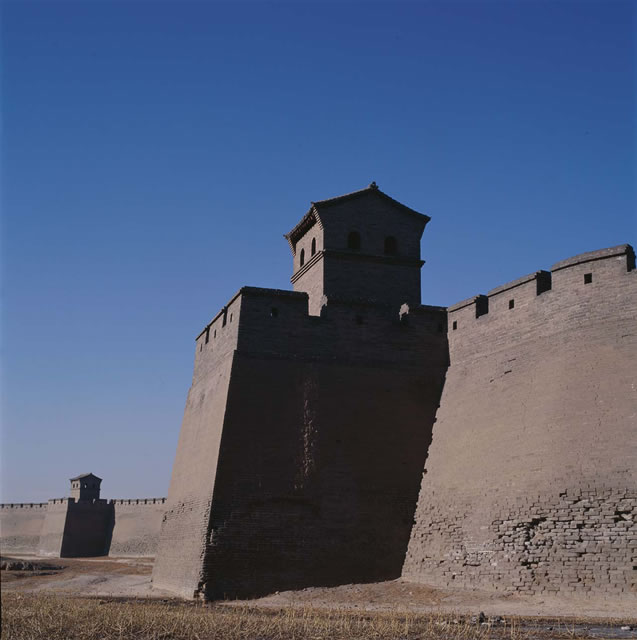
[61,500,113,557]
[190,289,447,599]
[152,292,242,598]
[0,503,47,554]
[38,500,70,556]
[403,245,637,599]
[109,499,166,557]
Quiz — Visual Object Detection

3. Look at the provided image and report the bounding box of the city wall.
[403,245,637,600]
[1,497,166,558]
[0,503,48,554]
[109,499,167,557]
[152,286,448,599]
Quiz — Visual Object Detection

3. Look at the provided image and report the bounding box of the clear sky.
[1,0,635,502]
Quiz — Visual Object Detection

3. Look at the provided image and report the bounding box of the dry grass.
[1,592,606,640]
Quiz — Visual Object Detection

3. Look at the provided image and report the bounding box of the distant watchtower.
[284,182,430,315]
[69,473,102,502]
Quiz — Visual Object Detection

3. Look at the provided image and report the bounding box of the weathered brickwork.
[403,245,637,602]
[405,487,636,597]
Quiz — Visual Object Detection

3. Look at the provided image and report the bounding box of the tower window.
[205,327,210,344]
[311,238,316,256]
[584,273,592,284]
[347,231,361,251]
[300,248,305,266]
[509,299,515,310]
[384,236,398,255]
[452,321,458,330]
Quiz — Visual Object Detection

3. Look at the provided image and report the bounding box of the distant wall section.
[0,503,47,554]
[1,497,167,558]
[109,499,167,557]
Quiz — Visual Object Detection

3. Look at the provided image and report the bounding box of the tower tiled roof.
[284,183,429,252]
[69,473,102,482]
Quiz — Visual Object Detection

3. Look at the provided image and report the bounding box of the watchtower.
[284,182,430,315]
[69,473,101,502]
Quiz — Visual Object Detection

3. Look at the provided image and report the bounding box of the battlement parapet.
[110,498,167,505]
[447,244,636,361]
[193,285,447,379]
[0,502,48,509]
[448,295,485,313]
[551,243,635,272]
[487,270,552,297]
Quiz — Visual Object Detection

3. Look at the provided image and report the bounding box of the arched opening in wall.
[300,248,305,266]
[205,327,210,344]
[347,231,361,251]
[311,237,316,256]
[384,236,398,255]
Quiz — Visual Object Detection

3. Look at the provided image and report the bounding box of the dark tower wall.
[403,245,637,600]
[287,185,429,315]
[38,498,113,557]
[197,292,447,599]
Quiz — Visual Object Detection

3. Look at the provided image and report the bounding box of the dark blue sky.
[2,1,634,501]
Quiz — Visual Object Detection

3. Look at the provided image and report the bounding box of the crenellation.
[0,502,48,509]
[447,244,636,363]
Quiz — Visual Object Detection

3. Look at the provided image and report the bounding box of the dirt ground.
[2,555,635,622]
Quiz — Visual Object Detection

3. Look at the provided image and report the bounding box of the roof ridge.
[312,182,378,206]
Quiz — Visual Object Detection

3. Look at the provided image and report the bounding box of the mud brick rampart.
[403,244,636,601]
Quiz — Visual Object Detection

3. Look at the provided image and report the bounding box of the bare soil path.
[2,555,635,628]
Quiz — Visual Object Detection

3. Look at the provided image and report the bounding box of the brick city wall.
[0,503,48,554]
[403,245,637,601]
[1,497,166,558]
[151,291,242,598]
[38,499,71,556]
[109,499,167,557]
[153,286,448,599]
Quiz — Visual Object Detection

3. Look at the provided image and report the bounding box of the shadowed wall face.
[202,352,445,599]
[153,281,447,600]
[403,246,637,599]
[60,501,113,557]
